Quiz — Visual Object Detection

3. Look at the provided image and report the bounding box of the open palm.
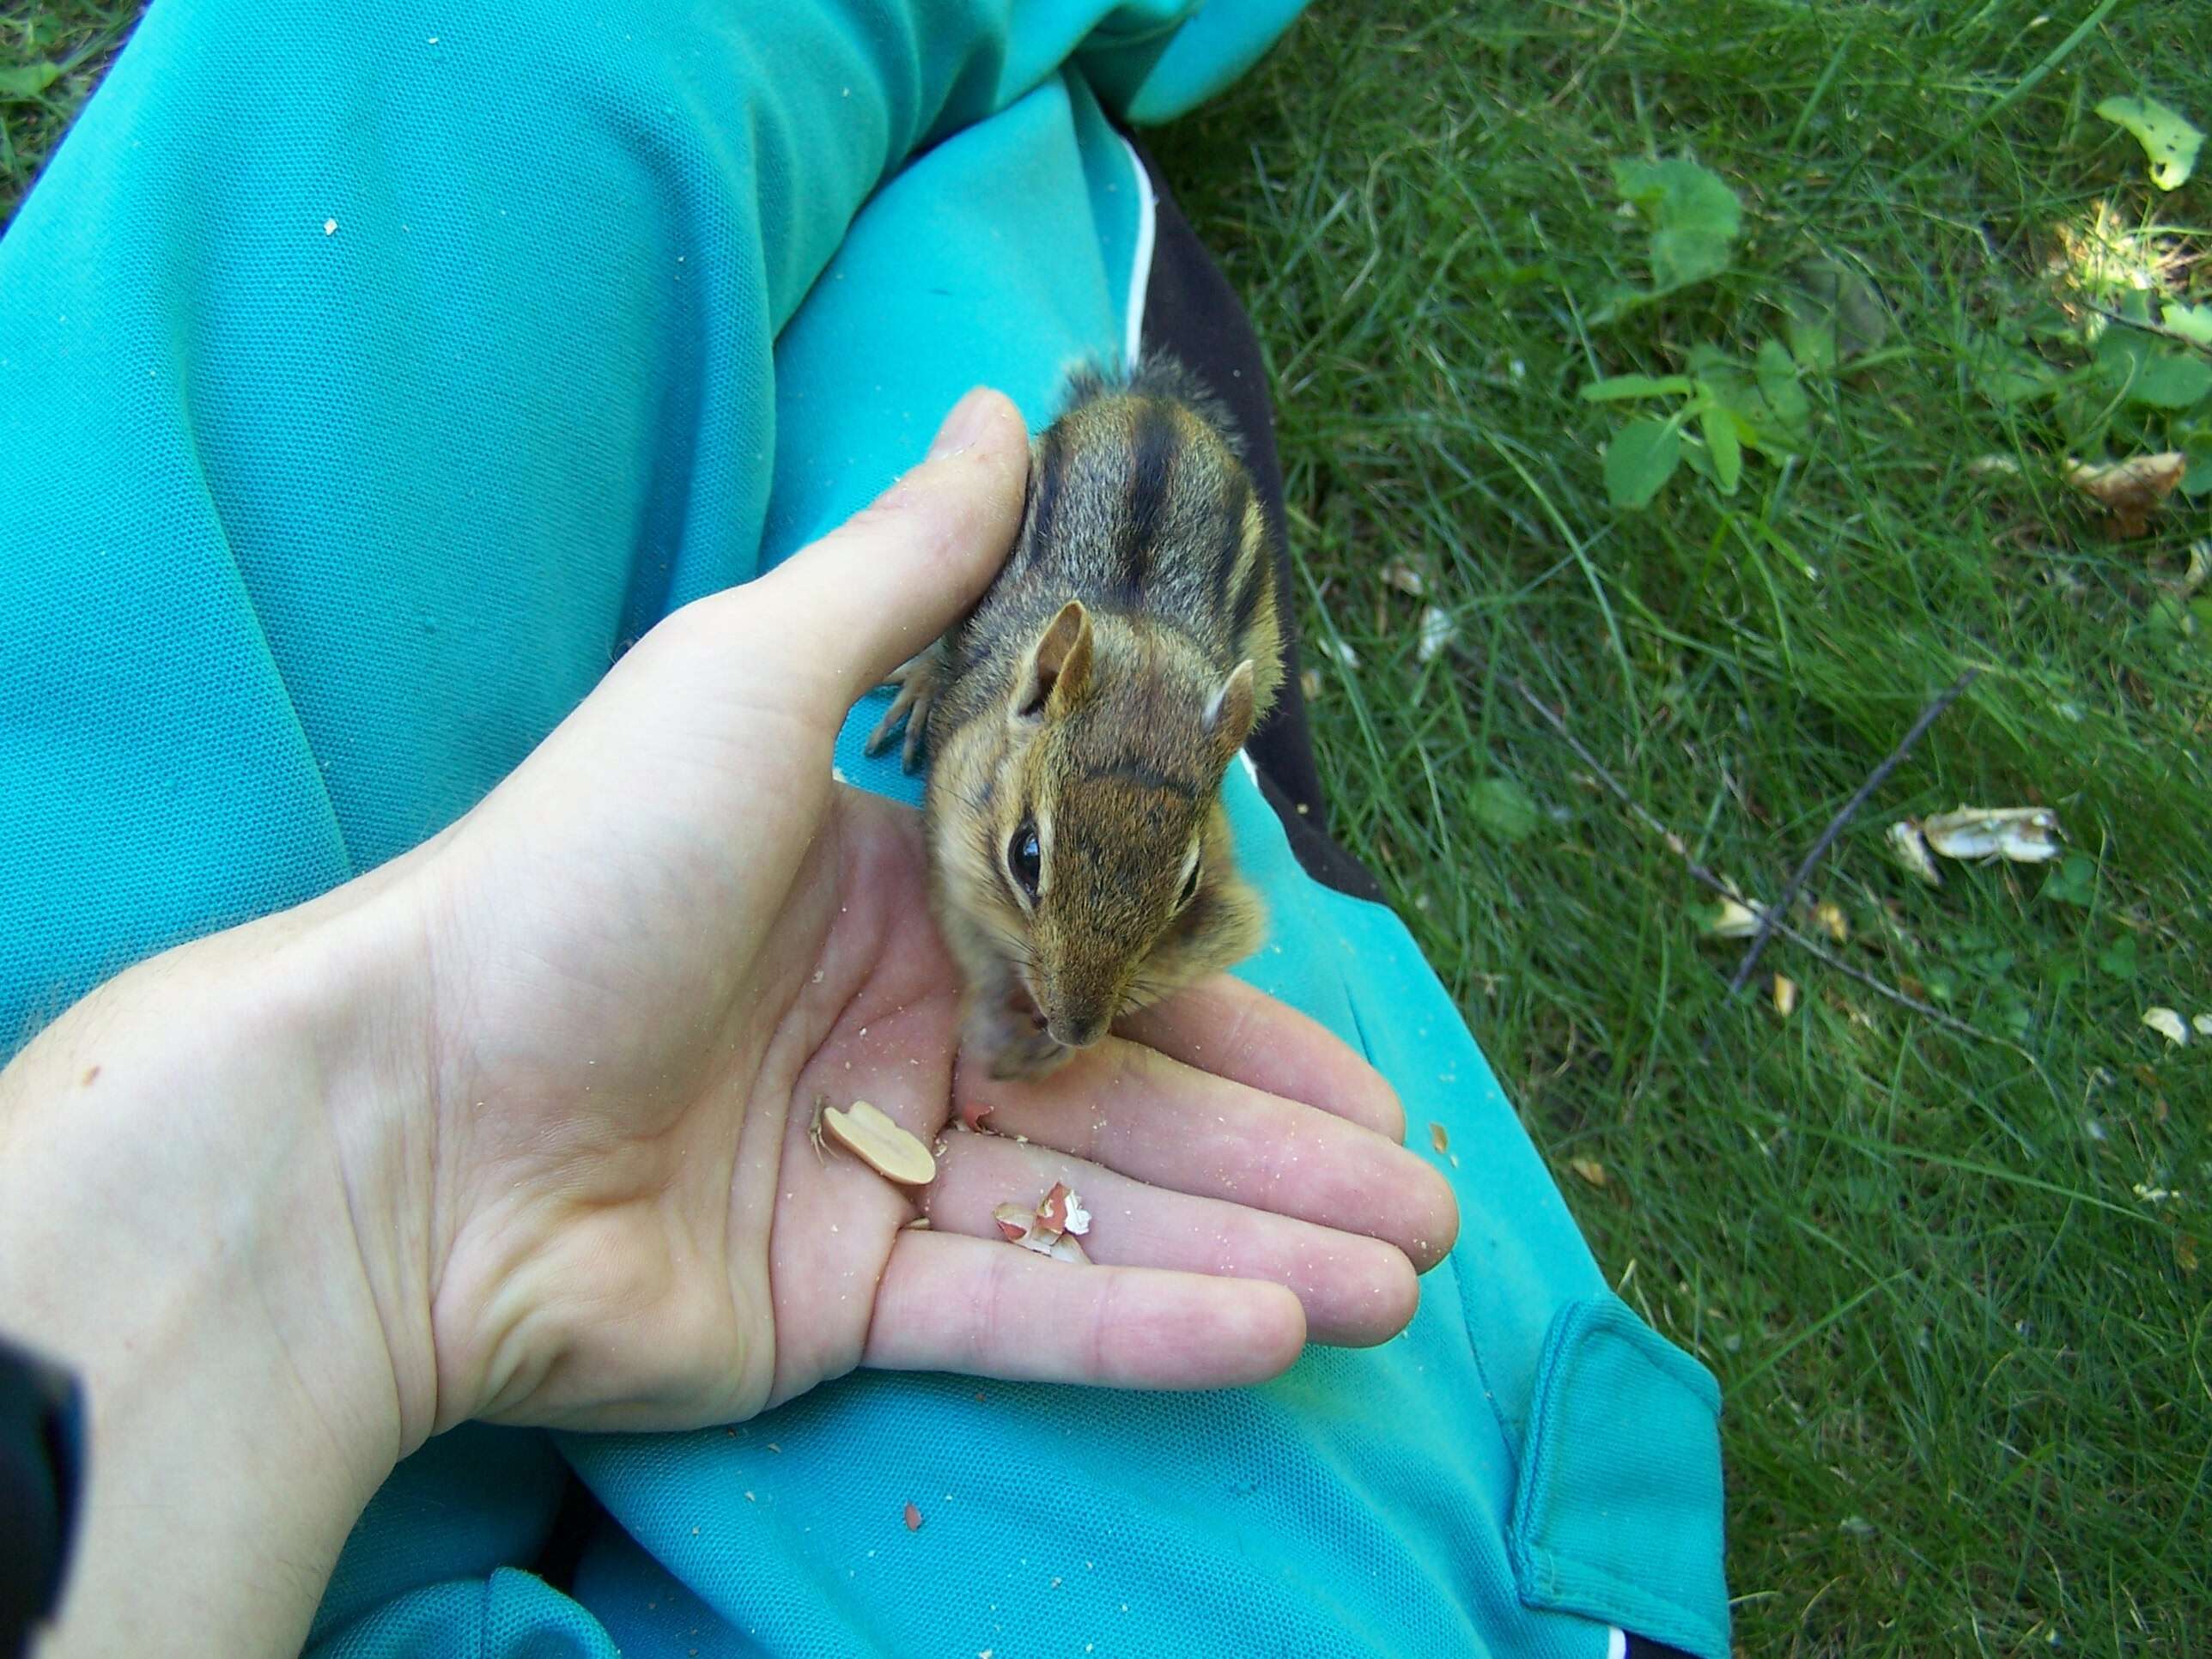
[397,390,1458,1436]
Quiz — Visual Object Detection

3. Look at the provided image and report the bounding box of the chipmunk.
[866,357,1285,1080]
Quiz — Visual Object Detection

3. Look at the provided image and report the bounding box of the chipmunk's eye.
[1006,820,1042,904]
[1173,848,1202,915]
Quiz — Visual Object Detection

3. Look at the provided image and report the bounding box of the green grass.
[9,3,2210,1652]
[1152,4,2210,1650]
[1,3,132,208]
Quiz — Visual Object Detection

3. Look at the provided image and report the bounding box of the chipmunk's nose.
[1047,1011,1111,1049]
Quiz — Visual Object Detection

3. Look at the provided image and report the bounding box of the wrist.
[0,872,442,1656]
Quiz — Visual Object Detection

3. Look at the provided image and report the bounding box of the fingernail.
[927,386,998,459]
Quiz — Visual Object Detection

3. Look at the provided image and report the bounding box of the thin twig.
[1507,678,2037,1060]
[1722,668,1980,1001]
[2081,300,2211,355]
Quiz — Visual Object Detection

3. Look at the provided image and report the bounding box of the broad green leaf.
[2095,94,2204,191]
[1966,335,2063,406]
[2094,324,2150,381]
[1699,403,1742,494]
[0,61,61,100]
[2183,431,2212,496]
[1793,259,1891,362]
[2162,301,2212,347]
[2096,933,2138,981]
[1650,227,1733,296]
[1468,777,1540,842]
[2143,594,2195,652]
[2127,351,2212,410]
[1756,337,1811,432]
[1611,157,1741,297]
[1603,418,1683,508]
[1578,374,1693,402]
[1786,313,1838,373]
[1723,404,1785,459]
[2041,854,2096,908]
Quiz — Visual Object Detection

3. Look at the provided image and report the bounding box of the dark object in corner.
[0,1332,83,1659]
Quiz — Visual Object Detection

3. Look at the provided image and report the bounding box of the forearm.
[0,898,433,1658]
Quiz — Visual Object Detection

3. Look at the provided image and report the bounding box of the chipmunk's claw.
[988,1030,1073,1082]
[968,996,1074,1083]
[864,645,945,773]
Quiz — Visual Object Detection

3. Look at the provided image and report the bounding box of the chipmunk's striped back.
[967,359,1283,715]
[868,356,1286,1080]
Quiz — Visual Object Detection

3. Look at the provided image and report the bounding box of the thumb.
[750,386,1030,709]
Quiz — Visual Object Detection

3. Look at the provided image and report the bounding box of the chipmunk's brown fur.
[867,356,1285,1079]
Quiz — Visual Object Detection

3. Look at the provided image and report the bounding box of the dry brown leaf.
[1300,666,1323,702]
[1703,897,1765,939]
[2065,452,2185,536]
[1430,1121,1450,1154]
[1772,975,1800,1018]
[2142,1007,2190,1046]
[1416,606,1457,664]
[1568,1156,1609,1188]
[1887,821,1942,888]
[1814,901,1849,944]
[1381,559,1427,597]
[2179,542,2211,599]
[2178,1233,2201,1277]
[1921,805,2064,864]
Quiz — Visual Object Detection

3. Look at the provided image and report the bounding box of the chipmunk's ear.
[1012,599,1092,722]
[1204,659,1257,758]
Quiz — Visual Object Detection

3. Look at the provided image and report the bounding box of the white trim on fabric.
[1117,134,1158,371]
[1607,1629,1628,1659]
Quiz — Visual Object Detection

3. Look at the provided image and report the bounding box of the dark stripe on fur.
[1115,403,1181,599]
[1229,520,1268,644]
[1026,422,1066,559]
[1085,758,1203,799]
[1212,478,1252,613]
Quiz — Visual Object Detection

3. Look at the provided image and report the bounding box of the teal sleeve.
[0,2,1728,1654]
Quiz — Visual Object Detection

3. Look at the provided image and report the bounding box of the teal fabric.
[1509,1298,1730,1659]
[0,2,1729,1655]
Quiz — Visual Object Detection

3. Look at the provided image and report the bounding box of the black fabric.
[1627,1638,1699,1659]
[1122,137,1386,905]
[0,1334,82,1659]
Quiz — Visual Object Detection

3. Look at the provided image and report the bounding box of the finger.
[926,1132,1420,1346]
[1111,975,1406,1139]
[863,1230,1306,1389]
[956,1038,1460,1272]
[749,386,1030,709]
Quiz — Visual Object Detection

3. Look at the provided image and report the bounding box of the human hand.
[0,386,1456,1656]
[380,386,1458,1437]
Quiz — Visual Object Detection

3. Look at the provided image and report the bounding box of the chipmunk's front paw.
[862,641,947,773]
[989,1030,1073,1083]
[967,1000,1074,1083]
